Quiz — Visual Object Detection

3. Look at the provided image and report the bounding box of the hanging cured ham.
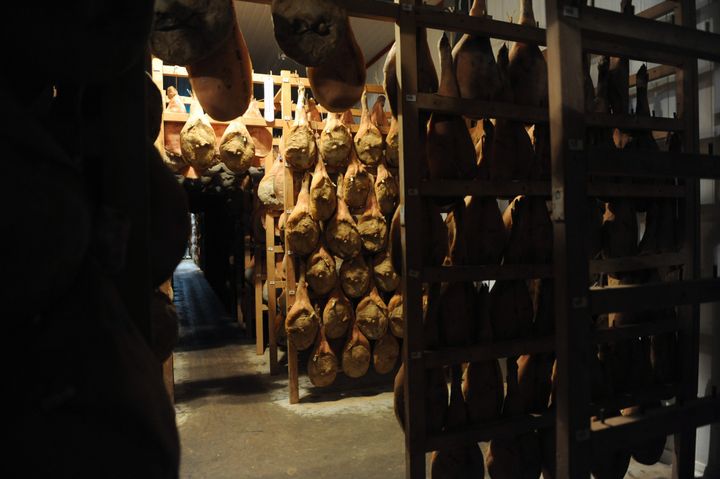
[339,255,371,299]
[507,0,547,108]
[242,99,273,161]
[373,331,399,375]
[375,161,400,217]
[325,174,362,259]
[282,86,318,172]
[308,325,338,387]
[356,285,389,340]
[187,2,253,122]
[342,149,373,211]
[309,158,336,222]
[342,317,371,378]
[270,0,347,66]
[319,112,352,170]
[393,364,449,434]
[502,195,553,265]
[426,35,477,209]
[388,290,404,338]
[372,250,400,293]
[285,173,320,257]
[323,285,354,339]
[452,0,500,101]
[306,17,365,112]
[354,90,384,168]
[218,116,254,174]
[383,29,438,118]
[258,153,286,211]
[180,99,217,174]
[431,367,486,478]
[385,116,400,168]
[285,267,320,351]
[306,244,337,296]
[357,187,388,254]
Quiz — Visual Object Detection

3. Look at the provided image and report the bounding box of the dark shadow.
[175,373,284,404]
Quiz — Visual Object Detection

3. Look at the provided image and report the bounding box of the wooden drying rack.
[157,60,391,379]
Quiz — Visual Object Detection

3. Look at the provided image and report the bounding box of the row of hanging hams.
[270,86,403,388]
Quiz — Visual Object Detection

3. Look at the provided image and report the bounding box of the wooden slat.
[421,264,553,282]
[589,278,720,315]
[424,413,555,452]
[629,64,676,88]
[637,1,677,20]
[240,0,399,22]
[583,36,684,67]
[415,93,548,123]
[589,384,680,417]
[591,397,720,453]
[265,213,279,375]
[579,6,720,63]
[417,180,684,198]
[591,318,680,344]
[585,112,683,131]
[588,252,685,274]
[423,336,555,368]
[588,150,720,179]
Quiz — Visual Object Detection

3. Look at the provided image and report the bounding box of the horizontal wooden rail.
[629,64,676,87]
[423,336,555,368]
[585,112,684,131]
[589,278,720,314]
[588,252,686,275]
[588,150,720,178]
[584,37,685,66]
[592,318,681,344]
[417,180,684,198]
[589,384,680,417]
[425,413,554,451]
[636,0,677,20]
[415,93,548,123]
[579,6,720,63]
[420,264,554,282]
[591,396,720,453]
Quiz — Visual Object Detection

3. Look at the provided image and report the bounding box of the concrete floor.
[171,260,674,478]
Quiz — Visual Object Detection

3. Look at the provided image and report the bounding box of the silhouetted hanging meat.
[507,0,547,108]
[373,330,399,375]
[489,280,534,341]
[452,0,500,101]
[502,195,553,265]
[426,34,478,206]
[383,29,438,119]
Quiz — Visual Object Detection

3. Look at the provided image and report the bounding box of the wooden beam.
[589,278,720,315]
[636,0,677,20]
[423,336,555,368]
[415,93,548,123]
[424,413,555,452]
[629,65,676,88]
[421,264,553,282]
[545,0,593,476]
[585,112,683,131]
[366,41,394,68]
[579,5,720,63]
[587,150,720,179]
[588,252,686,275]
[591,318,680,344]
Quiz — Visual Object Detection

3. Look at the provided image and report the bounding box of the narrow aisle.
[171,260,405,479]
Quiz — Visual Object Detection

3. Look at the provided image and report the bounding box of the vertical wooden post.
[255,242,265,355]
[265,212,279,375]
[281,70,300,404]
[545,1,592,477]
[395,3,426,478]
[673,1,701,477]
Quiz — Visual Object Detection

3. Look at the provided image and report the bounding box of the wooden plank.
[585,112,683,131]
[254,266,265,356]
[424,413,555,452]
[417,179,684,198]
[545,0,593,476]
[415,93,548,123]
[583,36,685,67]
[423,336,555,368]
[591,318,680,344]
[629,64,676,88]
[589,384,680,417]
[591,396,720,453]
[280,70,300,405]
[396,3,427,477]
[579,5,720,63]
[265,213,279,375]
[240,0,399,22]
[673,3,702,476]
[588,252,686,274]
[589,278,720,315]
[636,0,677,20]
[421,264,553,282]
[587,150,720,179]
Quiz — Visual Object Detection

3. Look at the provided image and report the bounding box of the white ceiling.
[234,2,396,75]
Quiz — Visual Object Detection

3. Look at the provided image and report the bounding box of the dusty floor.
[171,261,674,478]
